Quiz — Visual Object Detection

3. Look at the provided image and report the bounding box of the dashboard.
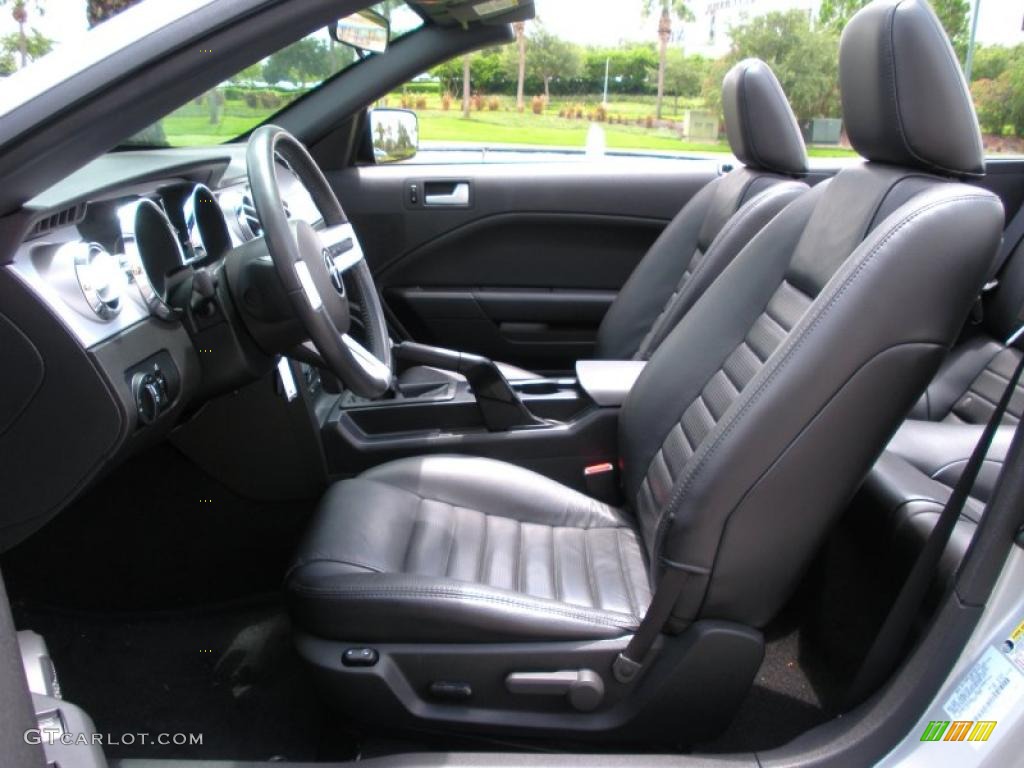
[0,146,321,549]
[10,149,319,349]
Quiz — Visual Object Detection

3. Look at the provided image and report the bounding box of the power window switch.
[342,648,379,667]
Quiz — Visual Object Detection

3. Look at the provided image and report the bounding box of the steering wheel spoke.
[341,333,393,394]
[247,125,392,399]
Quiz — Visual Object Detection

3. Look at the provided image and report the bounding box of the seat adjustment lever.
[505,669,604,712]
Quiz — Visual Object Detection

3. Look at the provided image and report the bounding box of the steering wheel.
[246,125,392,398]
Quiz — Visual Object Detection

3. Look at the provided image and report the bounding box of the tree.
[970,44,1024,82]
[583,44,658,95]
[86,0,142,27]
[662,49,706,111]
[705,10,840,124]
[462,54,471,117]
[642,0,693,120]
[232,62,264,86]
[0,26,50,70]
[1,0,46,69]
[819,0,970,61]
[263,37,332,88]
[526,26,580,102]
[971,76,1013,135]
[513,21,527,111]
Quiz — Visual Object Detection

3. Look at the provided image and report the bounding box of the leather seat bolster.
[362,455,630,529]
[289,573,639,643]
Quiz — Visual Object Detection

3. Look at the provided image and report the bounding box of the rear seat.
[908,214,1024,425]
[855,201,1024,583]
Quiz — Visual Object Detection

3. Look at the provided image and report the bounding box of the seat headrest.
[840,0,984,177]
[722,58,808,177]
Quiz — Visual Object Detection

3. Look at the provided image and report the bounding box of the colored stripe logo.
[920,720,997,742]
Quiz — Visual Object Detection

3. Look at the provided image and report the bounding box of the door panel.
[328,158,721,371]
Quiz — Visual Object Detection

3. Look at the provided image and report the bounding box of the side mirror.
[369,109,419,164]
[330,10,390,54]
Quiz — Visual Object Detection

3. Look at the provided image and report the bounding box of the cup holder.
[514,381,564,396]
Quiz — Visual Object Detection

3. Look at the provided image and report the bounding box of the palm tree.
[1,0,39,68]
[513,21,526,112]
[462,54,471,118]
[642,0,693,120]
[86,0,141,27]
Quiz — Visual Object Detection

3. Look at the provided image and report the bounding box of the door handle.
[424,182,470,207]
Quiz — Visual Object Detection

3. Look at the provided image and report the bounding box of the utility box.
[681,110,719,141]
[801,118,843,145]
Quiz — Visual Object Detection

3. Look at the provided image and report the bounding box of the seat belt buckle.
[612,652,643,684]
[584,462,620,504]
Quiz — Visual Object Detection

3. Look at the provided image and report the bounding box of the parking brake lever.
[393,342,545,431]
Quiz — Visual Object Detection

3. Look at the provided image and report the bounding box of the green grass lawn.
[158,94,859,158]
[417,109,858,156]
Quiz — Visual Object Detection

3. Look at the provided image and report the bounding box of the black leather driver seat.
[289,0,1004,743]
[398,57,809,386]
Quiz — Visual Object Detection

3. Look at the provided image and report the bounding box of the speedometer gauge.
[117,198,183,321]
[183,184,231,263]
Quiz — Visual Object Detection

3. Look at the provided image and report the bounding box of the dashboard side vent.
[236,190,291,242]
[28,203,87,239]
[239,192,263,239]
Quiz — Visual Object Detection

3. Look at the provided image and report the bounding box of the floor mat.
[11,599,355,762]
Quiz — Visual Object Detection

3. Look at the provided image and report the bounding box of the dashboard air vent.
[236,190,291,242]
[29,203,87,239]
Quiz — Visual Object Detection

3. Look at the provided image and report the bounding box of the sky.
[1,0,1022,54]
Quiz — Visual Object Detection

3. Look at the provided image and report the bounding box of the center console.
[319,344,647,494]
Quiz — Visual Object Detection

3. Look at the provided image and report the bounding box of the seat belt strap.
[612,558,708,684]
[845,341,1024,707]
[971,203,1024,324]
[988,201,1024,288]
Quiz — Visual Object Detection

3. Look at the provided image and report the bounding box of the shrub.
[531,96,544,115]
[644,115,654,129]
[595,104,608,123]
[471,94,485,111]
[488,97,501,111]
[441,92,452,111]
[259,91,282,110]
[224,87,245,102]
[415,96,428,110]
[244,92,260,109]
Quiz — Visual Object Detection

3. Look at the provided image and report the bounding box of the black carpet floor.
[11,598,356,762]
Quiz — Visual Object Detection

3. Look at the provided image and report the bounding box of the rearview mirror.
[370,109,418,164]
[330,10,390,54]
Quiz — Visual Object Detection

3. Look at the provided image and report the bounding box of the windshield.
[0,0,422,148]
